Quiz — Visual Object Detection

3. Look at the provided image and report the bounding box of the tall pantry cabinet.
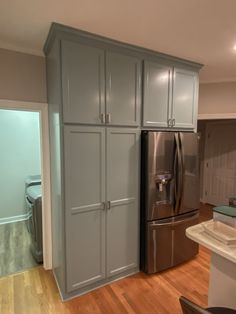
[64,126,140,292]
[44,23,202,300]
[44,24,141,299]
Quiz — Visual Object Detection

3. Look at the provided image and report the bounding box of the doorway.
[0,99,52,273]
[198,119,236,206]
[0,109,42,276]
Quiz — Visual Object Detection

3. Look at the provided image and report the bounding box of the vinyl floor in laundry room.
[0,221,38,277]
[0,204,213,314]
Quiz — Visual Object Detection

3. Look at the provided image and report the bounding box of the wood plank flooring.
[199,203,213,222]
[0,221,38,277]
[0,247,210,314]
[0,204,213,314]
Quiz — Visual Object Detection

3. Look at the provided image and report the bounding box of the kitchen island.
[186,222,236,309]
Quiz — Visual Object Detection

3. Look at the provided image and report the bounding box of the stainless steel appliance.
[25,175,43,263]
[140,131,200,274]
[25,175,41,232]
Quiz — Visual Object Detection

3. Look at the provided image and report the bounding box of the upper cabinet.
[171,68,198,129]
[61,40,105,125]
[61,40,141,126]
[143,61,172,128]
[143,60,199,130]
[106,52,141,126]
[45,24,202,131]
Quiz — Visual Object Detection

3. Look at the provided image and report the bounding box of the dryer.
[25,175,43,263]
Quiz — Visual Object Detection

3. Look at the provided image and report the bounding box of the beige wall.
[198,82,236,115]
[0,48,46,103]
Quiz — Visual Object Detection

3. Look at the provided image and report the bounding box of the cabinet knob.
[168,119,172,127]
[172,118,175,126]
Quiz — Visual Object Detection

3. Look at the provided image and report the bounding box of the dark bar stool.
[179,296,236,314]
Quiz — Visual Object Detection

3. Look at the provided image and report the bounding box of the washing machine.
[25,175,43,263]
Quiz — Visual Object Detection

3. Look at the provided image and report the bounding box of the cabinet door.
[106,128,140,277]
[61,40,105,124]
[172,68,198,129]
[143,61,172,128]
[106,52,141,126]
[64,126,106,292]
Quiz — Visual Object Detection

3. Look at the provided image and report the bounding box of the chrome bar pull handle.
[100,113,106,124]
[106,113,111,124]
[172,118,176,126]
[167,118,172,127]
[107,201,111,210]
[102,201,106,210]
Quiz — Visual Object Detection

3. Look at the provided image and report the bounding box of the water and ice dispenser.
[154,172,174,206]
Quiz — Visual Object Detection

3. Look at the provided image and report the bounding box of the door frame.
[0,99,52,270]
[202,119,236,205]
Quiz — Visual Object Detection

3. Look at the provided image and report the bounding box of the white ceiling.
[1,0,236,83]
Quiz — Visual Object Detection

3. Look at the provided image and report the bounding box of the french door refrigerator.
[140,131,200,274]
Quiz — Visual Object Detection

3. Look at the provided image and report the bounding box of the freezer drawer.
[145,211,199,274]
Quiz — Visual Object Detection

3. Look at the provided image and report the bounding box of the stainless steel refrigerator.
[140,131,200,274]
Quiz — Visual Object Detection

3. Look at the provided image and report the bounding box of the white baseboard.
[0,212,30,225]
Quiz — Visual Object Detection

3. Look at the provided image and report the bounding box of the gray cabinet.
[106,128,139,277]
[143,61,172,128]
[61,40,105,125]
[61,40,141,126]
[106,52,141,126]
[64,126,106,292]
[172,68,198,129]
[143,61,199,130]
[63,126,139,292]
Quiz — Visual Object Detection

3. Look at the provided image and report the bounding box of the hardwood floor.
[199,203,213,222]
[0,205,212,314]
[0,221,38,277]
[0,247,210,314]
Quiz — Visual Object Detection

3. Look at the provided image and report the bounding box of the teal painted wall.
[0,109,41,221]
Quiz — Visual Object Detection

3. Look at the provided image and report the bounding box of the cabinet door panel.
[61,40,105,124]
[106,128,140,277]
[106,52,141,126]
[143,61,172,128]
[64,126,105,292]
[172,68,198,129]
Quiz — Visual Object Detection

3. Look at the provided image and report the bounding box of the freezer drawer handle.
[150,214,198,227]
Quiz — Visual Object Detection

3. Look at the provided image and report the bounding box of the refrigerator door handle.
[173,141,178,211]
[179,133,185,210]
[174,133,182,211]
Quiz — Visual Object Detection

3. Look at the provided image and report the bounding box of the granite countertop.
[186,222,236,264]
